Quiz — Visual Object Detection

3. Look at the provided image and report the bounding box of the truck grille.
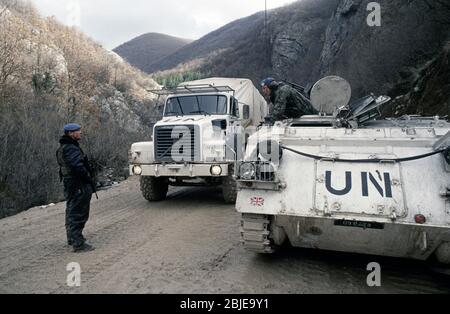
[155,125,200,162]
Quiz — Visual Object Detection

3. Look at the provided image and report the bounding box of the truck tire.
[435,242,450,265]
[140,177,169,202]
[222,174,237,204]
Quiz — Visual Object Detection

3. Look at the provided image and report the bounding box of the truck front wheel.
[222,174,237,204]
[140,177,169,202]
[435,242,450,265]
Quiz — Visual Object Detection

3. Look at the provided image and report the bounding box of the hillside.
[114,33,192,74]
[0,0,161,217]
[152,0,450,116]
[152,12,267,73]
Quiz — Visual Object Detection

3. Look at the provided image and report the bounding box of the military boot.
[73,243,95,253]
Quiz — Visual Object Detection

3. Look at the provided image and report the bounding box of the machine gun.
[84,157,99,200]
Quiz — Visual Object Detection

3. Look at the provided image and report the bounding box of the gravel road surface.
[1,178,449,294]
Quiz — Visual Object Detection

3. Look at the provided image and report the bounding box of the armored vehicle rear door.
[314,159,406,219]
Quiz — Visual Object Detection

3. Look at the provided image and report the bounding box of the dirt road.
[0,177,449,294]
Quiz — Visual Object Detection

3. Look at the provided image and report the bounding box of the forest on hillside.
[0,0,160,217]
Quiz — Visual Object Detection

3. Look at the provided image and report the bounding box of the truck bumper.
[130,163,230,177]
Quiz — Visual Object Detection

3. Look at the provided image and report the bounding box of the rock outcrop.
[143,0,449,115]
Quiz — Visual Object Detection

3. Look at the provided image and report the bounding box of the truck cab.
[129,78,268,203]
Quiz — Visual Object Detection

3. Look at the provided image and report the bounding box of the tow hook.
[390,208,398,222]
[390,211,397,222]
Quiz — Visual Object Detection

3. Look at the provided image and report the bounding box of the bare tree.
[0,14,28,100]
[0,0,160,217]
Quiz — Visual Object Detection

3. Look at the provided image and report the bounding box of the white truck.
[129,77,268,203]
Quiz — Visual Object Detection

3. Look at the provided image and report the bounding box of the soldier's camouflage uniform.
[56,135,93,249]
[270,83,318,121]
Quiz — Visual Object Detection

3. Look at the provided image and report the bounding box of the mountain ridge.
[113,32,193,74]
[148,0,450,116]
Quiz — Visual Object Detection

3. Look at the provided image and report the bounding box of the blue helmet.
[261,77,275,87]
[64,123,81,133]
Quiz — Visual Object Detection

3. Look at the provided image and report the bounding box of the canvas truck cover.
[180,77,269,127]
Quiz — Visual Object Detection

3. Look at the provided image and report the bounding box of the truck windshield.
[164,95,228,116]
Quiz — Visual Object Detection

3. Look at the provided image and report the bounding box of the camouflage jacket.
[270,84,318,121]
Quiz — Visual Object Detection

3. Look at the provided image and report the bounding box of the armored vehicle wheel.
[140,177,169,202]
[240,214,276,254]
[222,174,237,204]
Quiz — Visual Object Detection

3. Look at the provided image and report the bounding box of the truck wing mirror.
[243,105,250,120]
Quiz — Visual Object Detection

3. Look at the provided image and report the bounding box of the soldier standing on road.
[260,77,318,123]
[56,123,95,253]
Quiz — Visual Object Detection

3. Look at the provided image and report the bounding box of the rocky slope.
[0,0,161,216]
[148,0,450,115]
[313,0,450,115]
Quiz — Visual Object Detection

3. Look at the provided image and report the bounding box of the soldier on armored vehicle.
[260,77,318,123]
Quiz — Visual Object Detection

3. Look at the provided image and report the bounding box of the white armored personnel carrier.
[236,76,450,265]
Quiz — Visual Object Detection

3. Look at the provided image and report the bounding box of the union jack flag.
[250,197,265,207]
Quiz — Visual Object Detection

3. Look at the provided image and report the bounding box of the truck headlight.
[133,165,143,175]
[210,165,223,176]
[240,162,256,180]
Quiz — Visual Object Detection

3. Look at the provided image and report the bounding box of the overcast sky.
[30,0,297,50]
